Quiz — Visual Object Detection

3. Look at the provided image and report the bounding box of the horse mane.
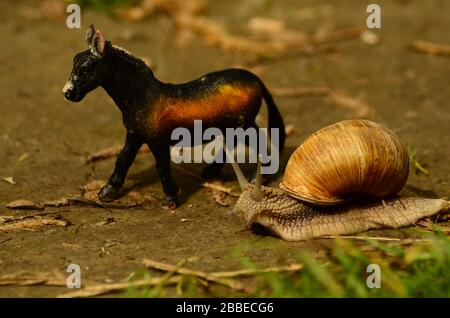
[106,41,154,77]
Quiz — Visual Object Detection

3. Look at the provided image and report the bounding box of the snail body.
[230,119,448,241]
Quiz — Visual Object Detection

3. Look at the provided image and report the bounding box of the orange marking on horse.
[153,84,260,135]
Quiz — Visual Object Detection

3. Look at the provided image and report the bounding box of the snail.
[229,119,449,241]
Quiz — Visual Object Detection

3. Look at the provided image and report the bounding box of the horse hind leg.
[201,136,226,179]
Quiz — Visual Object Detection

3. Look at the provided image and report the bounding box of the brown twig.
[143,259,254,293]
[0,273,67,287]
[209,263,303,278]
[271,86,331,98]
[202,182,239,197]
[61,259,187,298]
[272,87,374,117]
[179,16,285,56]
[409,40,450,56]
[416,219,450,233]
[0,217,70,234]
[311,27,363,45]
[60,260,303,297]
[0,237,12,245]
[58,276,181,298]
[65,197,117,211]
[323,235,431,243]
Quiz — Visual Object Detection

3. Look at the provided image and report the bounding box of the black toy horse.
[63,25,285,209]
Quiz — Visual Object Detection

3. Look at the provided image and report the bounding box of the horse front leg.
[99,133,143,202]
[149,143,179,209]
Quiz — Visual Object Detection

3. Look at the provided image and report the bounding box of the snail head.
[229,156,287,225]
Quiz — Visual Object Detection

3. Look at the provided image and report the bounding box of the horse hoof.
[98,184,121,202]
[162,196,177,209]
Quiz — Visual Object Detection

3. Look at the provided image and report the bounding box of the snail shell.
[280,119,409,205]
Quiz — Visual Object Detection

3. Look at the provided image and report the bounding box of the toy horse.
[63,25,285,209]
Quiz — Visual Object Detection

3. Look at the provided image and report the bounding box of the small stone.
[360,30,380,46]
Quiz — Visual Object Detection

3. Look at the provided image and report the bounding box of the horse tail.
[260,81,286,154]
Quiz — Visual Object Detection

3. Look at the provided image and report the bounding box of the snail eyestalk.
[250,155,263,201]
[223,142,249,190]
[230,161,250,191]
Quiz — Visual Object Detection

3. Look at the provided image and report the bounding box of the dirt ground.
[0,0,449,297]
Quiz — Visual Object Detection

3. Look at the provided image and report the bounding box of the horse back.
[150,69,264,138]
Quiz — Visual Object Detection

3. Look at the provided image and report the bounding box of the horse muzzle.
[62,81,83,102]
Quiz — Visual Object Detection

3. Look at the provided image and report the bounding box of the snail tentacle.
[250,155,263,201]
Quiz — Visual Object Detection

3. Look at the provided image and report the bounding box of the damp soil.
[0,0,449,297]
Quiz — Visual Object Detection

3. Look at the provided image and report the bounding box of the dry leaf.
[127,191,143,202]
[18,153,29,162]
[6,199,44,210]
[3,177,15,185]
[0,216,70,233]
[82,180,105,193]
[80,180,105,202]
[44,197,70,207]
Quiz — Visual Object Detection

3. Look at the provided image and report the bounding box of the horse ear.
[91,30,105,57]
[86,24,95,45]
